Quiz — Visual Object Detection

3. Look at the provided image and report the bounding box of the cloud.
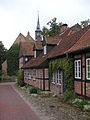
[0,0,90,49]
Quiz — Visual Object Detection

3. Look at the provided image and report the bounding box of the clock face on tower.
[37,32,40,36]
[25,57,28,62]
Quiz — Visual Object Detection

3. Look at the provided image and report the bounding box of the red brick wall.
[86,83,90,97]
[24,68,49,90]
[74,53,90,98]
[74,81,81,95]
[19,57,24,69]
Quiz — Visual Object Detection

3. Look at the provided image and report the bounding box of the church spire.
[35,12,41,41]
[36,12,40,30]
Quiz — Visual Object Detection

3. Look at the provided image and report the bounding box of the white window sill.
[75,77,81,79]
[56,83,61,86]
[86,78,90,80]
[52,82,55,84]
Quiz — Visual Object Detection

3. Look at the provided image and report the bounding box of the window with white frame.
[56,70,62,85]
[28,70,31,80]
[74,60,81,79]
[34,50,36,58]
[52,72,55,84]
[86,58,90,80]
[44,45,47,55]
[24,70,27,76]
[33,69,36,80]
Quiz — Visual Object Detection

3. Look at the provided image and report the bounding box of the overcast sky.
[0,0,90,49]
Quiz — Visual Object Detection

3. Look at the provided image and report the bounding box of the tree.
[81,19,90,28]
[0,41,7,71]
[7,44,19,76]
[42,17,63,36]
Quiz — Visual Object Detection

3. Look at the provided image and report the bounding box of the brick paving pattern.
[0,85,41,120]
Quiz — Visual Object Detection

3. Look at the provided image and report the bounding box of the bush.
[72,98,89,110]
[83,105,90,112]
[0,76,12,80]
[28,87,38,94]
[0,75,13,83]
[63,90,75,102]
[16,70,24,87]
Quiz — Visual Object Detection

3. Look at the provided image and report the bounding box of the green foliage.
[16,70,24,87]
[72,98,89,110]
[42,17,63,36]
[0,75,12,81]
[7,44,19,75]
[63,90,75,102]
[49,58,74,101]
[80,19,90,28]
[28,87,38,94]
[0,41,7,71]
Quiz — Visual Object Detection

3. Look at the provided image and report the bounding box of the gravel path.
[12,84,90,120]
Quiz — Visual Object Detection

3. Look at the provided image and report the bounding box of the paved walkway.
[0,84,41,120]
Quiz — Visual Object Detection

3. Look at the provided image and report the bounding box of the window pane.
[88,73,90,78]
[56,70,62,84]
[75,60,81,78]
[75,72,77,77]
[79,72,81,77]
[88,66,90,72]
[88,60,90,65]
[52,73,55,83]
[44,45,47,55]
[75,61,77,67]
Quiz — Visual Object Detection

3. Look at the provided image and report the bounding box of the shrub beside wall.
[49,57,74,101]
[16,69,24,87]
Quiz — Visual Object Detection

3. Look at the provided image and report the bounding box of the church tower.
[35,13,41,41]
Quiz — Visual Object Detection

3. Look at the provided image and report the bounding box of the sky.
[0,0,90,49]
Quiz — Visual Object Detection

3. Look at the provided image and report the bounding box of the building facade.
[22,17,90,98]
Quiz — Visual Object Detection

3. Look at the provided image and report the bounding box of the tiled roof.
[20,41,34,56]
[22,52,46,69]
[26,32,35,42]
[48,25,90,59]
[45,29,71,45]
[22,25,90,69]
[22,29,71,69]
[14,33,26,44]
[46,35,60,45]
[68,26,90,53]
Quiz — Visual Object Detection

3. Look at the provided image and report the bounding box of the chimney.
[27,31,30,36]
[60,24,68,33]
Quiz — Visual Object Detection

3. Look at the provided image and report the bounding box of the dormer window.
[44,45,47,55]
[34,50,36,58]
